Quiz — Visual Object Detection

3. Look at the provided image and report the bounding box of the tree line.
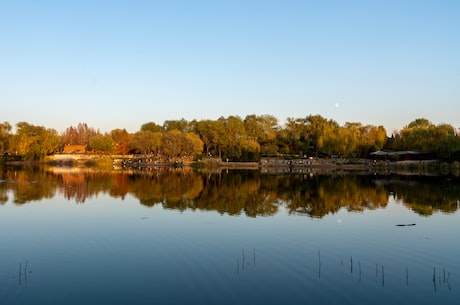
[0,115,459,161]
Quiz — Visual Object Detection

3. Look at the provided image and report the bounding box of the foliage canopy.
[1,116,459,161]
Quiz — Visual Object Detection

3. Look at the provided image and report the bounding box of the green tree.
[140,122,162,133]
[129,131,162,156]
[339,123,382,157]
[163,118,191,132]
[195,119,224,157]
[278,117,306,155]
[394,119,435,151]
[88,134,115,154]
[393,118,459,158]
[244,114,279,155]
[408,118,432,129]
[430,123,459,158]
[183,132,204,160]
[162,130,183,160]
[305,115,338,157]
[10,122,61,160]
[0,122,12,153]
[220,116,248,160]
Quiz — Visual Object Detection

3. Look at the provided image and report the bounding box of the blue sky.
[1,0,459,134]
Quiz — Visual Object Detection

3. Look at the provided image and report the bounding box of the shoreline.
[2,155,460,176]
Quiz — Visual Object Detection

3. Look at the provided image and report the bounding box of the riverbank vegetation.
[1,116,459,162]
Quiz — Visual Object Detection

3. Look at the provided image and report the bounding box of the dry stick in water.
[381,265,385,286]
[447,272,452,291]
[318,250,321,279]
[359,261,361,282]
[406,267,409,286]
[18,262,22,285]
[350,256,353,274]
[25,260,28,283]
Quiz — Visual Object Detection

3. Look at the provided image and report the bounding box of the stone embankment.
[199,157,374,173]
[14,154,460,176]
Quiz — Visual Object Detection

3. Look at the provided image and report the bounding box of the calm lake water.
[0,166,459,305]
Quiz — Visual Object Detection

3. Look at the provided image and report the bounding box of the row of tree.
[1,115,459,161]
[391,118,460,159]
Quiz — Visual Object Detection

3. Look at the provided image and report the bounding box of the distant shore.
[2,154,459,176]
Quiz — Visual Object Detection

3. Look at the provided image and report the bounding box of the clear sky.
[1,0,459,135]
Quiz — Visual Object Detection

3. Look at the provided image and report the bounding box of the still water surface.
[0,167,459,304]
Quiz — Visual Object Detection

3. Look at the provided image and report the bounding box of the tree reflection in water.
[0,166,459,217]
